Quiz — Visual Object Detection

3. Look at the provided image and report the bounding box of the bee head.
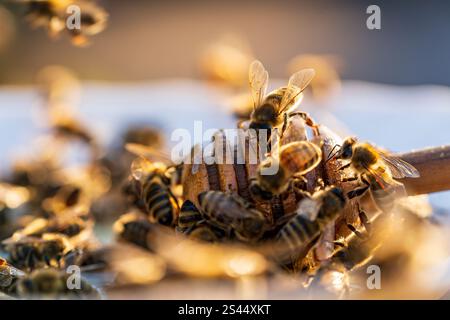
[249,121,272,132]
[339,137,357,159]
[237,214,266,241]
[328,187,347,207]
[257,159,287,195]
[249,180,273,201]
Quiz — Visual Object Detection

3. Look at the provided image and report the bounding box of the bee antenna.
[325,144,341,163]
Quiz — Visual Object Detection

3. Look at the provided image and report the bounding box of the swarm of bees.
[109,59,449,299]
[0,58,448,300]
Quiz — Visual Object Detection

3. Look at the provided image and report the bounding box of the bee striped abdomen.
[198,191,233,225]
[278,216,320,250]
[280,141,322,176]
[142,176,176,226]
[120,219,153,250]
[178,200,203,229]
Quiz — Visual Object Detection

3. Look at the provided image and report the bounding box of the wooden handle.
[400,145,450,195]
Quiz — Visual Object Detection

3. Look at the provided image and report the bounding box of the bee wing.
[297,197,321,221]
[125,143,172,164]
[130,156,154,181]
[248,60,269,109]
[379,152,420,179]
[278,68,315,115]
[364,165,406,197]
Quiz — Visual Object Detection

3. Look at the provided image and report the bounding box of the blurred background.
[1,0,450,85]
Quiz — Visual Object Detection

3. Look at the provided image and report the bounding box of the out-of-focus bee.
[12,209,94,247]
[197,191,267,242]
[2,233,78,270]
[244,60,317,136]
[14,267,102,299]
[288,54,342,102]
[200,34,254,88]
[113,212,158,251]
[16,0,107,47]
[250,141,322,199]
[129,158,179,226]
[277,186,346,254]
[0,257,26,297]
[177,200,203,230]
[0,183,31,210]
[125,143,182,226]
[333,137,420,212]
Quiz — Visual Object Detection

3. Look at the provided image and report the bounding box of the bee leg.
[337,162,351,171]
[347,185,369,199]
[347,223,367,239]
[357,205,372,235]
[289,112,319,135]
[341,175,358,182]
[293,174,308,184]
[333,239,347,248]
[280,113,288,140]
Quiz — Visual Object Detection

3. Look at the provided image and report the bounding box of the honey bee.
[12,210,94,243]
[129,157,179,226]
[333,137,420,212]
[277,186,346,254]
[2,233,78,270]
[14,267,102,299]
[177,200,203,230]
[197,191,267,242]
[17,0,107,47]
[250,141,323,199]
[246,60,317,137]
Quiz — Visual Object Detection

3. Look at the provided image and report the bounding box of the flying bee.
[277,186,346,254]
[16,0,107,47]
[245,60,317,137]
[332,137,420,212]
[197,191,267,242]
[250,141,323,199]
[2,233,77,271]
